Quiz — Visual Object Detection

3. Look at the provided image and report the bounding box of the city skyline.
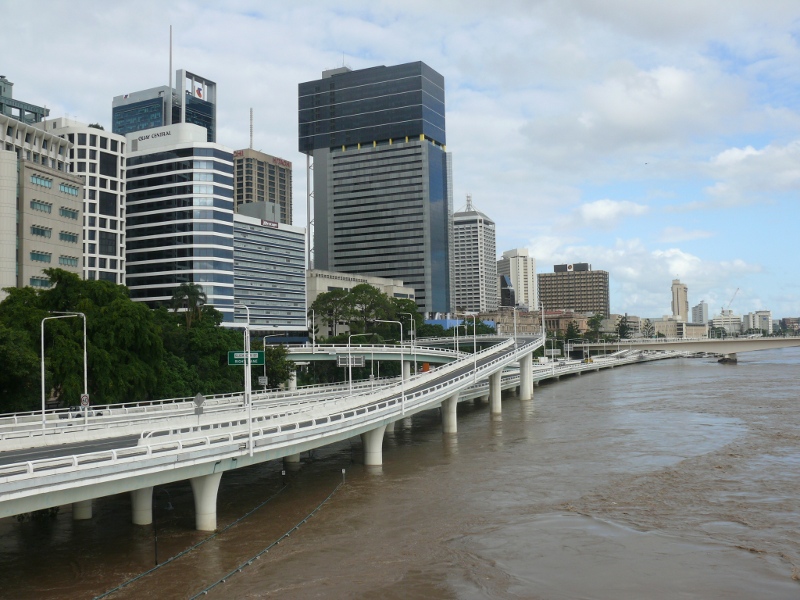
[4,0,799,317]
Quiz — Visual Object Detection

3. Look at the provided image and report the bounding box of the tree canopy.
[0,269,295,413]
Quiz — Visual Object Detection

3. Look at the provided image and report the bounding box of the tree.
[587,314,604,341]
[171,283,207,328]
[616,315,631,339]
[349,283,391,333]
[310,289,354,337]
[641,318,655,338]
[564,320,581,342]
[87,123,105,130]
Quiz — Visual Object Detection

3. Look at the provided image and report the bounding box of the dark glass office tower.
[112,69,217,143]
[299,62,453,314]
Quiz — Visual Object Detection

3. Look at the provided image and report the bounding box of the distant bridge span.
[572,337,800,355]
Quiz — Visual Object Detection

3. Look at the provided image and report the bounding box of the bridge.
[570,336,800,360]
[0,336,692,532]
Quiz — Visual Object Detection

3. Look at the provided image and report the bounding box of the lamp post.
[234,303,253,457]
[456,313,478,383]
[308,309,315,354]
[262,334,285,392]
[375,319,404,414]
[347,333,370,395]
[399,312,416,375]
[41,312,87,429]
[512,305,518,347]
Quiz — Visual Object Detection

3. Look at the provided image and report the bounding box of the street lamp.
[512,305,518,347]
[399,312,417,374]
[347,332,370,394]
[234,303,253,457]
[308,308,316,354]
[375,319,404,414]
[41,312,87,429]
[456,313,478,383]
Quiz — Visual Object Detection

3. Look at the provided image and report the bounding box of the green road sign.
[228,350,265,366]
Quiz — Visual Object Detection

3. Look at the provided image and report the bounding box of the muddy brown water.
[1,348,799,599]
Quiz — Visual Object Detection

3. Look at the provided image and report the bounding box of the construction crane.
[724,288,739,312]
[720,288,739,337]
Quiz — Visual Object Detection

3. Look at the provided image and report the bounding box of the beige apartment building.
[233,148,292,225]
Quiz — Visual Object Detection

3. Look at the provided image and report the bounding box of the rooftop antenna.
[249,108,253,149]
[167,25,173,125]
[466,193,473,211]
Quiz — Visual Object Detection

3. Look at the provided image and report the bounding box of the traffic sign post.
[80,393,90,407]
[337,355,365,367]
[228,351,265,366]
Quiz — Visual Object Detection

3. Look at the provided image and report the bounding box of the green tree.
[310,289,354,337]
[587,313,604,341]
[349,283,391,333]
[564,320,581,342]
[171,282,207,328]
[641,318,655,338]
[616,315,631,339]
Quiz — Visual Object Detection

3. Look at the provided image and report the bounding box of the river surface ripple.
[1,348,799,599]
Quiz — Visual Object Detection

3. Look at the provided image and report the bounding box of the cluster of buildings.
[1,63,792,340]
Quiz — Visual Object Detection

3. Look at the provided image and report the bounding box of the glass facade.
[299,61,446,153]
[112,98,164,137]
[125,143,235,321]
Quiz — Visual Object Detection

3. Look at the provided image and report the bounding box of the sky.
[5,0,800,319]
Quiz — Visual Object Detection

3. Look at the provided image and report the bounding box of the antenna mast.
[167,25,173,125]
[249,108,253,149]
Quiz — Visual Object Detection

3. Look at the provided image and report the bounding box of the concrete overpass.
[571,336,800,359]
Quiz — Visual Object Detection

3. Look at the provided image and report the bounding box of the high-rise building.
[497,248,537,309]
[691,300,709,325]
[232,213,306,331]
[452,195,496,312]
[742,310,772,334]
[233,149,292,225]
[124,123,235,321]
[1,115,81,300]
[36,119,127,284]
[537,263,610,316]
[671,279,688,322]
[0,75,49,124]
[112,70,217,142]
[298,61,453,314]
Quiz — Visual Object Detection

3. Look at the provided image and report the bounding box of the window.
[59,182,80,196]
[88,216,96,226]
[30,200,52,213]
[90,134,97,147]
[78,133,86,145]
[59,207,79,220]
[99,191,116,216]
[30,174,52,188]
[100,137,108,149]
[88,257,96,267]
[30,277,51,288]
[90,149,97,160]
[78,148,86,159]
[59,256,79,267]
[31,225,52,238]
[99,231,116,256]
[110,139,118,152]
[30,251,51,263]
[59,231,79,243]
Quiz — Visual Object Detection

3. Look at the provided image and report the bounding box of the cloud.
[658,227,714,243]
[565,199,649,230]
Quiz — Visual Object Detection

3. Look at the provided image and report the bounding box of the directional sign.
[337,355,365,367]
[258,376,268,386]
[228,351,265,366]
[80,393,90,407]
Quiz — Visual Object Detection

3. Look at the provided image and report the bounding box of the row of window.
[30,174,52,188]
[31,252,79,267]
[60,207,79,220]
[30,200,52,213]
[59,183,80,196]
[66,132,121,153]
[30,226,78,243]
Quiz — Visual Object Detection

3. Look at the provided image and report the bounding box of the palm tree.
[170,283,207,328]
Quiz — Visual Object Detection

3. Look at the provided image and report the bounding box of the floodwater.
[1,348,799,599]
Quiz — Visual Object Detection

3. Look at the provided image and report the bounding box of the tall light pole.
[512,306,518,347]
[235,303,253,457]
[457,313,478,383]
[375,319,404,414]
[308,308,315,354]
[399,312,416,374]
[347,332,370,394]
[41,312,87,429]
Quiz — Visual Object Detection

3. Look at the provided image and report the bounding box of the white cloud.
[565,200,649,230]
[658,227,714,243]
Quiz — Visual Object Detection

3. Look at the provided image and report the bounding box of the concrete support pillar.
[284,452,301,464]
[72,499,92,521]
[131,486,154,525]
[288,369,297,391]
[360,425,387,466]
[519,352,533,401]
[489,371,502,415]
[385,420,396,433]
[190,472,223,531]
[441,393,459,434]
[402,360,411,381]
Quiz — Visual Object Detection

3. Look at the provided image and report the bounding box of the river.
[1,348,799,599]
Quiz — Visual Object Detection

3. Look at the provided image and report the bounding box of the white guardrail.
[1,338,537,484]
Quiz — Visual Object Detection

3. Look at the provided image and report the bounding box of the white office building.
[36,118,127,284]
[124,123,235,321]
[742,310,773,334]
[453,195,497,312]
[497,248,537,309]
[691,300,709,325]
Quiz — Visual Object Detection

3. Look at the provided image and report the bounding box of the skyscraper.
[298,62,453,314]
[453,195,496,312]
[124,123,235,321]
[233,149,292,225]
[691,300,708,325]
[537,263,609,316]
[671,279,688,322]
[497,248,537,309]
[112,70,217,142]
[36,118,127,284]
